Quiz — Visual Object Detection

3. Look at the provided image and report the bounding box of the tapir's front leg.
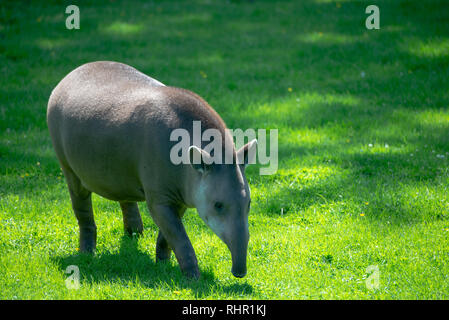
[156,207,186,262]
[148,203,200,279]
[156,231,172,261]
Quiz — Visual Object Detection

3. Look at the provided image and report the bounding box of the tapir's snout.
[226,221,249,278]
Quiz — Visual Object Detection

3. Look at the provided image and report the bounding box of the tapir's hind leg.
[62,166,97,253]
[119,201,144,236]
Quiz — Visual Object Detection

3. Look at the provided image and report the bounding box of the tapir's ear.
[188,145,212,174]
[236,139,257,169]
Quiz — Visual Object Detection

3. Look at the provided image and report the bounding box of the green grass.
[1,0,449,299]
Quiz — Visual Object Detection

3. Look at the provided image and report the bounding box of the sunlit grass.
[102,22,144,35]
[296,32,359,44]
[35,38,70,50]
[407,38,449,58]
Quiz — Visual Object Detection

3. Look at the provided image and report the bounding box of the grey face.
[189,140,257,278]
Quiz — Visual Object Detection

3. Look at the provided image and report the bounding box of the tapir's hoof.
[156,244,172,262]
[156,251,172,262]
[79,242,96,254]
[182,267,200,280]
[125,228,143,238]
[79,230,96,253]
[124,221,144,237]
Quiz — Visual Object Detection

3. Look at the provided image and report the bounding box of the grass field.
[1,0,449,299]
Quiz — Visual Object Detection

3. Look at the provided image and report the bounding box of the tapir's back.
[48,61,165,123]
[47,61,227,202]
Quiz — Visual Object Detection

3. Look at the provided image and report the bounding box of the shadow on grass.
[51,235,253,298]
[249,108,449,225]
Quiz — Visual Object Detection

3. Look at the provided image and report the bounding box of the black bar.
[0,300,447,318]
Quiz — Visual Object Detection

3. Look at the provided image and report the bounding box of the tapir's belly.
[73,164,146,202]
[79,177,145,202]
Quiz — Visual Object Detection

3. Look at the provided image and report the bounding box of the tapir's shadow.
[51,236,253,297]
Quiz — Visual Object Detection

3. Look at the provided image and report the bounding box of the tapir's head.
[189,139,257,278]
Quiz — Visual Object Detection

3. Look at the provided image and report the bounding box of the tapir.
[47,61,257,279]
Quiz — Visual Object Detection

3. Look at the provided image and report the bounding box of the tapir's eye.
[214,202,224,211]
